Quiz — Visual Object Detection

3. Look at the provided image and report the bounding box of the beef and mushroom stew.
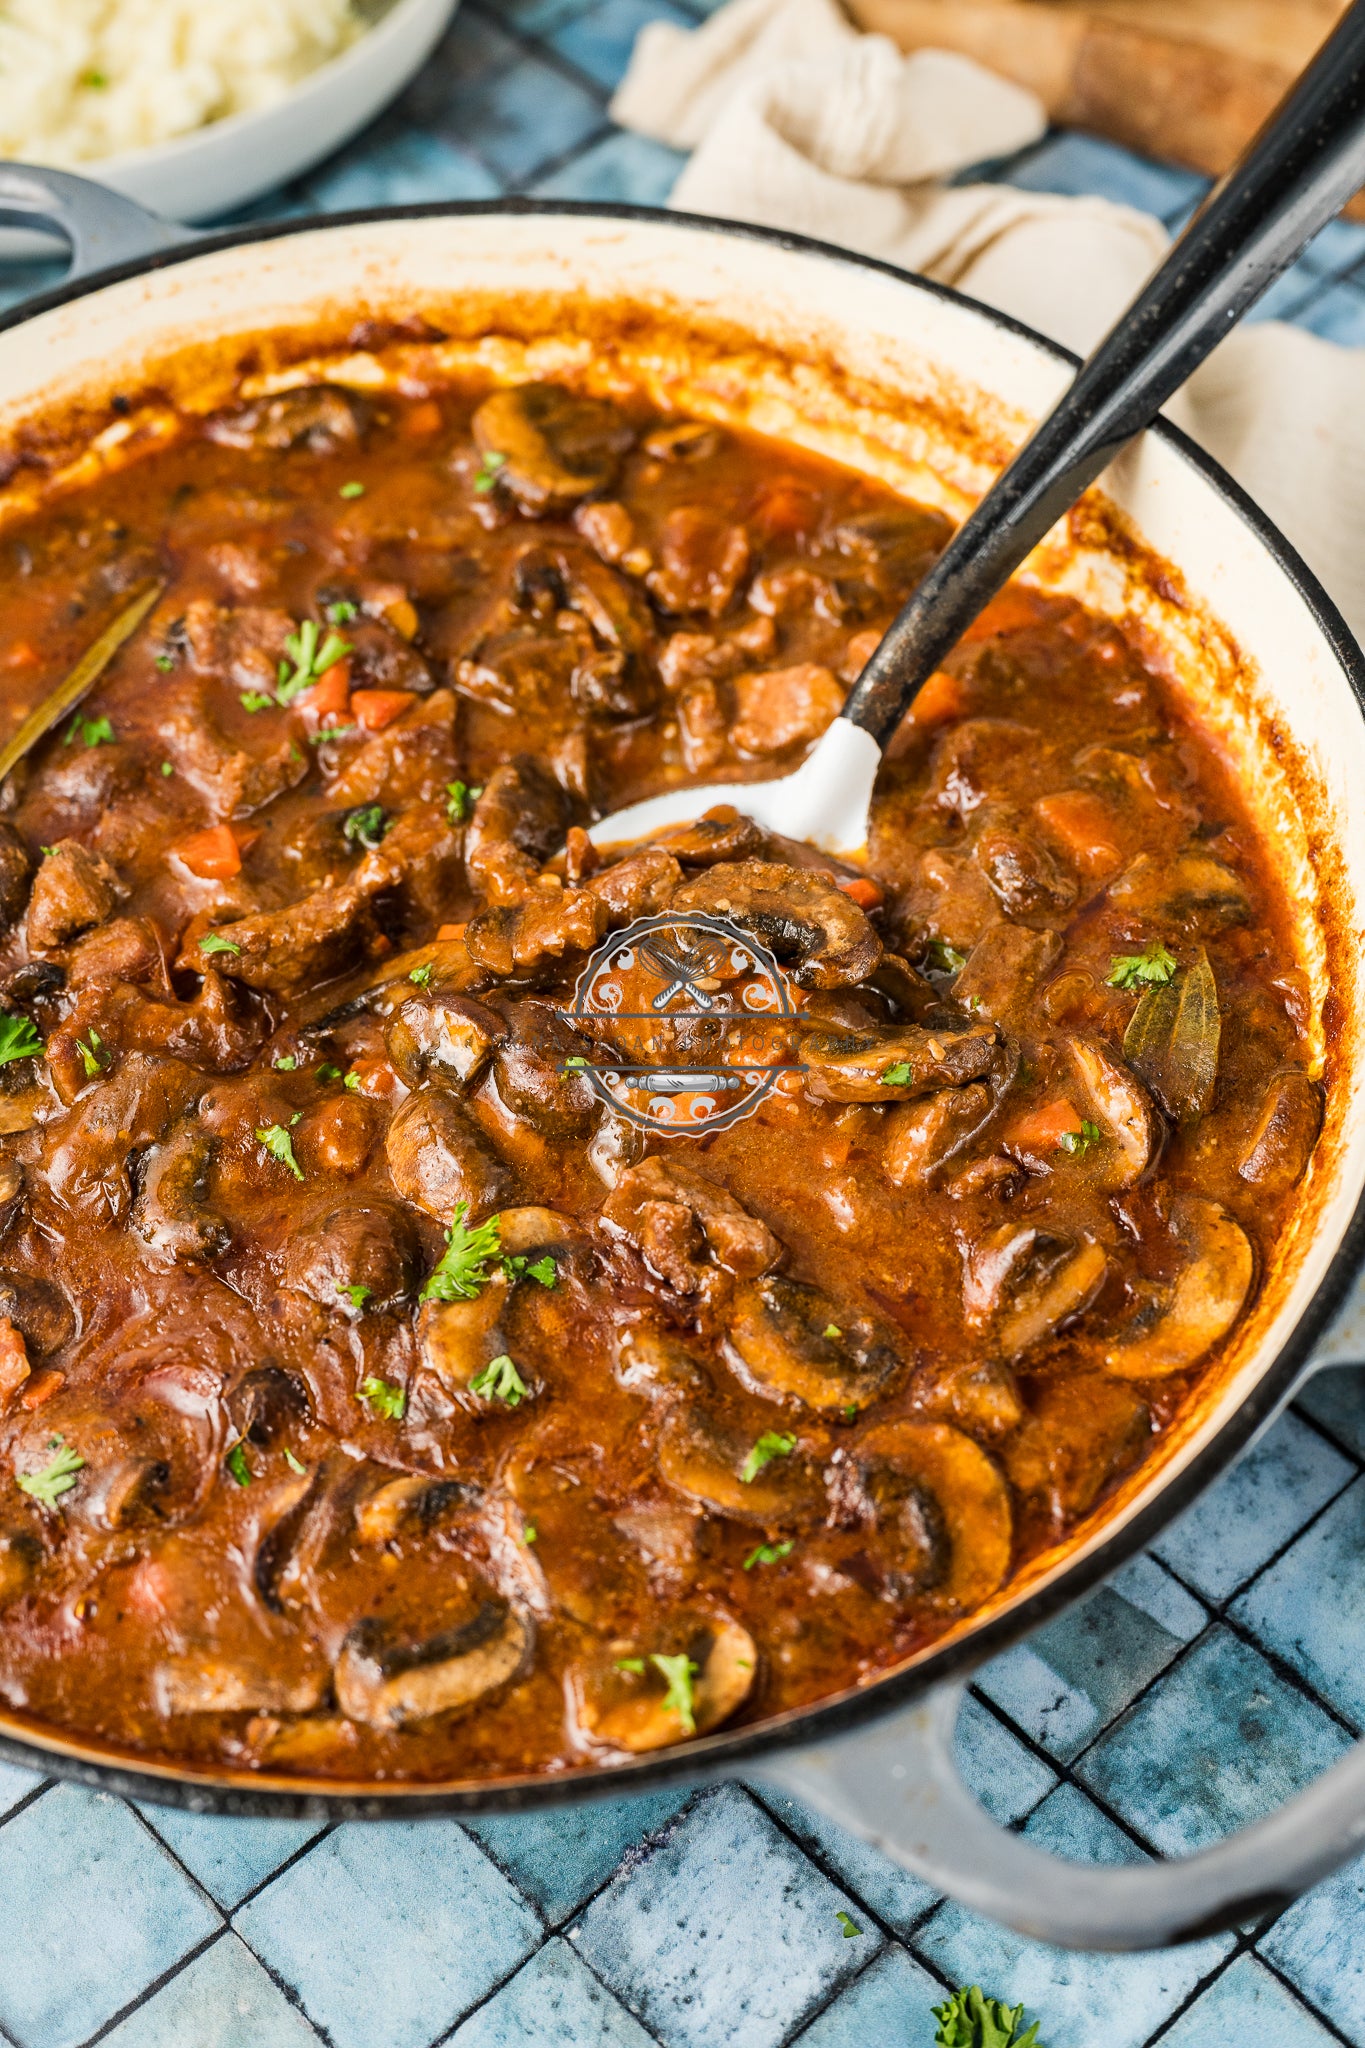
[0,368,1319,1781]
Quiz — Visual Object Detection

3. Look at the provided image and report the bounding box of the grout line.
[1251,1951,1359,2048]
[123,1801,232,1921]
[228,1929,339,2048]
[1288,1393,1365,1470]
[227,1819,339,1912]
[76,1928,227,2048]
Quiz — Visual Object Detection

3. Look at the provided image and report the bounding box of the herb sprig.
[932,1986,1046,2048]
[1107,941,1178,990]
[255,1123,303,1180]
[275,620,353,707]
[0,1013,43,1066]
[741,1431,796,1484]
[16,1437,84,1510]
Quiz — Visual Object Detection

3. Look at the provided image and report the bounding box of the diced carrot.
[404,400,443,438]
[0,1317,27,1407]
[175,824,242,881]
[19,1367,64,1411]
[305,660,352,720]
[436,922,466,942]
[1009,1099,1083,1151]
[960,584,1046,644]
[352,688,416,731]
[2,641,37,668]
[910,668,966,727]
[346,1054,401,1100]
[1034,789,1123,876]
[837,876,884,911]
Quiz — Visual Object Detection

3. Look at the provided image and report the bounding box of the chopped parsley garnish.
[155,654,175,673]
[835,1911,861,1939]
[318,1063,343,1083]
[80,68,107,88]
[744,1540,793,1570]
[273,1054,297,1071]
[932,1987,1045,2048]
[926,939,967,975]
[16,1436,84,1509]
[0,1013,43,1066]
[523,1522,537,1545]
[283,1448,307,1475]
[445,779,482,824]
[360,1375,406,1420]
[843,1402,858,1422]
[881,1061,913,1086]
[563,1055,590,1070]
[339,481,366,499]
[421,1203,503,1302]
[64,713,113,749]
[822,1323,841,1339]
[344,804,387,851]
[309,722,354,745]
[337,1282,372,1310]
[503,1253,558,1288]
[1107,940,1178,990]
[160,760,174,777]
[275,620,353,706]
[650,1651,699,1734]
[240,690,276,713]
[256,1124,303,1180]
[1057,1118,1103,1157]
[409,961,434,989]
[472,449,507,494]
[198,931,241,958]
[615,1657,647,1675]
[327,600,358,625]
[741,1430,796,1484]
[225,1442,251,1486]
[470,1353,527,1406]
[342,1069,361,1091]
[75,1029,106,1079]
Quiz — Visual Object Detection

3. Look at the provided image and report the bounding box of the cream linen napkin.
[612,0,1365,641]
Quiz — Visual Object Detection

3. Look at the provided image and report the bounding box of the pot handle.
[752,1680,1365,1950]
[0,164,188,280]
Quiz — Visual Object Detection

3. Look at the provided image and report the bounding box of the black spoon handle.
[843,0,1365,746]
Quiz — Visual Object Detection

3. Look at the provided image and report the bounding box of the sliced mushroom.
[227,1366,310,1450]
[497,1206,588,1260]
[334,1589,530,1730]
[573,1613,756,1753]
[616,1327,707,1397]
[727,1275,902,1414]
[472,382,633,515]
[417,1270,509,1391]
[1238,1070,1322,1194]
[492,1001,599,1137]
[657,1406,824,1526]
[155,1654,329,1717]
[244,1713,360,1770]
[964,1223,1108,1360]
[134,1123,230,1265]
[205,384,368,453]
[353,1472,479,1547]
[0,1274,74,1358]
[1109,849,1250,927]
[883,1082,994,1187]
[1065,1037,1156,1188]
[1123,948,1220,1122]
[803,1019,998,1103]
[647,807,764,867]
[385,1089,515,1224]
[834,1421,1012,1607]
[1105,1196,1253,1378]
[670,860,881,989]
[384,993,505,1090]
[284,1200,421,1312]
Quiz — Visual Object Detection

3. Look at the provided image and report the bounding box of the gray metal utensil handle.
[0,164,186,279]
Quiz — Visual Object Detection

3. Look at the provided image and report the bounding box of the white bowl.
[13,0,459,228]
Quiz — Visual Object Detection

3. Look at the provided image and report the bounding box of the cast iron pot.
[0,165,1363,1953]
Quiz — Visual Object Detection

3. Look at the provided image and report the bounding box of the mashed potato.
[0,0,364,165]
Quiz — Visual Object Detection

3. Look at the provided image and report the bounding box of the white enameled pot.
[0,173,1363,1952]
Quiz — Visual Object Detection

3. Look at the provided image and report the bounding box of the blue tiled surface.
[1,6,1365,2042]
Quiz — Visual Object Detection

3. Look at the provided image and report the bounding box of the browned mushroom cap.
[384,992,505,1090]
[385,1089,515,1224]
[472,383,634,515]
[133,1122,230,1265]
[227,1365,310,1450]
[205,384,368,453]
[670,860,882,989]
[334,1585,531,1730]
[285,1200,422,1312]
[964,1222,1108,1360]
[1109,849,1250,927]
[850,1421,1013,1608]
[572,1613,756,1753]
[657,1406,825,1526]
[155,1653,329,1717]
[1105,1196,1253,1379]
[1238,1070,1322,1195]
[616,1327,707,1398]
[727,1275,902,1414]
[1065,1037,1156,1189]
[802,1019,998,1103]
[643,807,764,867]
[0,1273,74,1358]
[353,1472,480,1548]
[417,1271,509,1391]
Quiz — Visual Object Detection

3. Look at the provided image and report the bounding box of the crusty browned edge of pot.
[0,289,1350,1786]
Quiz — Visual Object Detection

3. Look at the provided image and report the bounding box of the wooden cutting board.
[845,0,1362,212]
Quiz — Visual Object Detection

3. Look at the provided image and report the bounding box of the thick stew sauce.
[0,373,1318,1780]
